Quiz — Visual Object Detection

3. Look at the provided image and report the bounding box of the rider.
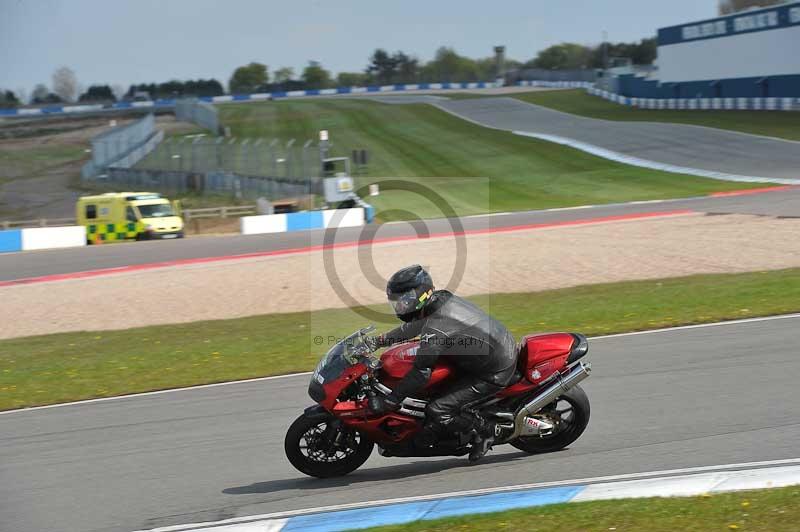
[367,265,518,462]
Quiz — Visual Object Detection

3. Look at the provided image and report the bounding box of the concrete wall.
[653,2,800,97]
[0,226,86,254]
[240,208,367,236]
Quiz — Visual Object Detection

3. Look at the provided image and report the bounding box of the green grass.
[0,144,87,180]
[212,98,760,220]
[2,268,799,411]
[361,486,800,532]
[513,89,800,141]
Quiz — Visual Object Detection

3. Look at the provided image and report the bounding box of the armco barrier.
[241,208,367,235]
[0,226,86,253]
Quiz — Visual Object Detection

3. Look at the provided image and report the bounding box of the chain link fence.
[96,168,315,200]
[175,98,221,134]
[81,113,161,179]
[136,137,321,179]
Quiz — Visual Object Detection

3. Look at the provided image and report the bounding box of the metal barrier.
[81,114,162,179]
[0,217,77,229]
[137,137,322,180]
[175,98,220,134]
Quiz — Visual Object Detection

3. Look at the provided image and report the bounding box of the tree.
[366,49,420,84]
[52,66,78,102]
[337,72,367,87]
[302,61,332,89]
[229,62,268,94]
[79,85,116,102]
[31,83,49,104]
[273,67,294,84]
[0,90,20,108]
[366,49,398,84]
[421,47,481,82]
[587,38,657,68]
[111,84,126,101]
[394,52,419,83]
[719,0,783,14]
[16,87,28,106]
[528,43,592,70]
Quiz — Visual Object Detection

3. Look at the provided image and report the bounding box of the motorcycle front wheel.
[510,384,590,454]
[284,412,374,478]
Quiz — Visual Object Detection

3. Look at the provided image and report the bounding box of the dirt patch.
[0,115,196,219]
[184,217,241,235]
[2,212,800,340]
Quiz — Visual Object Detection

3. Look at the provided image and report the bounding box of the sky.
[0,0,719,97]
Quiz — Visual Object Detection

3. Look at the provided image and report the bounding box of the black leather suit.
[378,290,518,435]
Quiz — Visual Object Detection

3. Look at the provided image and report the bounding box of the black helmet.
[386,265,434,321]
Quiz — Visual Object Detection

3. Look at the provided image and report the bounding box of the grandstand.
[614,1,799,99]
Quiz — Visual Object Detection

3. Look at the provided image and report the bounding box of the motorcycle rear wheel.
[510,384,590,454]
[285,412,374,478]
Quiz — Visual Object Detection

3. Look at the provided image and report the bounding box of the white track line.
[2,312,799,416]
[132,458,800,532]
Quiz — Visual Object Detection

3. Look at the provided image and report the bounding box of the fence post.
[286,139,295,179]
[268,139,278,176]
[215,137,224,170]
[240,138,250,175]
[227,137,237,170]
[191,137,202,172]
[303,139,313,197]
[253,138,264,176]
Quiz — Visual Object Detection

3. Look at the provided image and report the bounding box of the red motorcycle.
[285,326,591,478]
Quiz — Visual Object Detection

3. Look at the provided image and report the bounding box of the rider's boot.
[468,417,496,462]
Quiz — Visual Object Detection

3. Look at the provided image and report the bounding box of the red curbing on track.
[709,185,795,198]
[0,209,696,288]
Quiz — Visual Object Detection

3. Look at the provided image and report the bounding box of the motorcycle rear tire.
[285,412,374,478]
[510,384,590,454]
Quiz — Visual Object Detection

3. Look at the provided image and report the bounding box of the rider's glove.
[364,335,382,353]
[369,394,401,415]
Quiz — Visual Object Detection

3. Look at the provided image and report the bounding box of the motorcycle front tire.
[284,412,374,478]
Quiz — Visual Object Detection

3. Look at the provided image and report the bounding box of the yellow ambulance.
[76,192,184,244]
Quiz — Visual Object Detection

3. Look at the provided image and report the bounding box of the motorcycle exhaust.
[506,361,591,441]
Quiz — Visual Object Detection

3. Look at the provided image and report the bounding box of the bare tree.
[16,87,28,106]
[52,66,78,102]
[273,67,295,84]
[719,0,785,15]
[111,84,126,101]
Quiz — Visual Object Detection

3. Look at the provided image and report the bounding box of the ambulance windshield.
[137,203,174,218]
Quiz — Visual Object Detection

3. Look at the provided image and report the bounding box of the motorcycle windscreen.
[312,342,351,384]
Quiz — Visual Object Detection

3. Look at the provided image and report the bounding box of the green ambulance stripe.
[86,222,143,242]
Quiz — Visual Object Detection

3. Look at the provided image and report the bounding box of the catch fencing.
[137,136,322,179]
[99,168,314,200]
[81,114,162,179]
[175,98,221,134]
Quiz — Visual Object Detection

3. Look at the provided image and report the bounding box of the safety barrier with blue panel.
[3,79,796,118]
[0,226,87,254]
[587,86,800,111]
[240,207,370,236]
[0,82,498,117]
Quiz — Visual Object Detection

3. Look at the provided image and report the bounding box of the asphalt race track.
[436,97,800,181]
[1,186,799,282]
[2,315,799,532]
